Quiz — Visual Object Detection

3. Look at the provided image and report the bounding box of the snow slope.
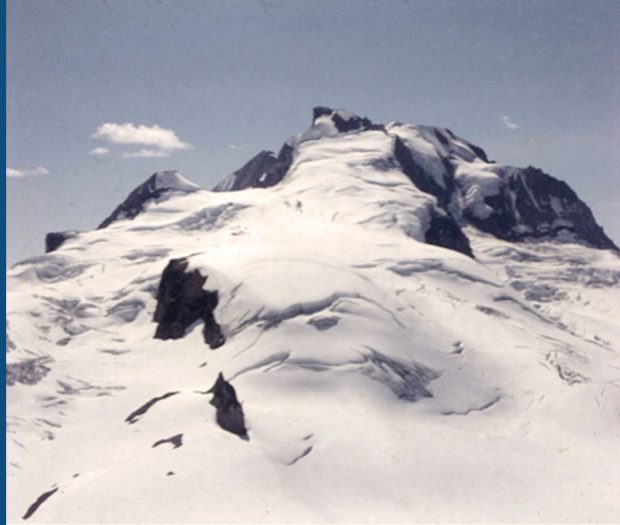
[6,109,620,523]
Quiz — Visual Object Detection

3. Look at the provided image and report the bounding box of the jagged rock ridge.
[463,166,616,249]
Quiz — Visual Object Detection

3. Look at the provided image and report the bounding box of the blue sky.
[7,0,620,266]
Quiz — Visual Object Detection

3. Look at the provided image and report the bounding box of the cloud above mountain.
[91,122,193,158]
[89,147,110,156]
[7,166,50,178]
[501,115,519,130]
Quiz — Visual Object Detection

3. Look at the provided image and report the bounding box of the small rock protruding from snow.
[22,487,59,521]
[45,230,79,253]
[152,433,183,449]
[208,373,248,439]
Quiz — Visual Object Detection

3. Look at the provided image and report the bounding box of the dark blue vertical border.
[1,0,6,520]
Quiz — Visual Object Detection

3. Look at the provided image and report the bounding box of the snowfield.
[6,109,620,523]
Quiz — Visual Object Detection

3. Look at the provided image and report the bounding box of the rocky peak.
[212,145,294,192]
[148,170,201,192]
[312,106,383,133]
[98,171,200,229]
[212,107,384,194]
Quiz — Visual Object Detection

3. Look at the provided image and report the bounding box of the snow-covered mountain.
[7,108,620,523]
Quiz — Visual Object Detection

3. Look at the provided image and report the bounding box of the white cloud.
[227,143,240,150]
[92,123,192,154]
[501,115,519,130]
[7,166,49,178]
[7,168,25,178]
[89,146,110,156]
[122,149,171,159]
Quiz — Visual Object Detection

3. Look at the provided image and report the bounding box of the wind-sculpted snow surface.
[6,108,620,523]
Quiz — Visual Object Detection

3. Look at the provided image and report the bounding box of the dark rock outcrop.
[208,373,248,438]
[425,214,473,257]
[45,231,79,253]
[125,391,180,424]
[465,141,490,164]
[392,136,473,256]
[153,258,225,348]
[393,136,451,207]
[22,487,59,520]
[213,144,294,192]
[152,433,183,449]
[442,128,491,163]
[464,166,618,250]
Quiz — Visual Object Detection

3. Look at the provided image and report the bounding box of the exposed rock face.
[208,373,248,438]
[99,171,200,229]
[425,214,473,257]
[439,128,490,163]
[464,167,618,250]
[153,258,225,348]
[212,144,294,192]
[45,231,79,253]
[393,135,451,207]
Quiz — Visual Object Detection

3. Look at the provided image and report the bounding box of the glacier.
[6,107,620,523]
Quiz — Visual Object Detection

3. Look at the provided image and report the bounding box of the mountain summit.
[216,107,617,251]
[7,108,620,523]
